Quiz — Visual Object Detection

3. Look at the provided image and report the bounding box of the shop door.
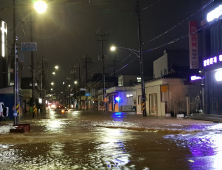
[149,93,158,114]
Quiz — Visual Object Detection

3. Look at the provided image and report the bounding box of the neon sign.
[207,5,222,22]
[1,21,7,57]
[203,55,222,67]
[191,76,202,81]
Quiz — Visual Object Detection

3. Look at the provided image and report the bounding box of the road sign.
[80,88,86,91]
[103,97,108,102]
[85,93,90,96]
[18,53,24,63]
[21,42,37,51]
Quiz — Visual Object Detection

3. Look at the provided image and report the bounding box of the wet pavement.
[0,109,222,170]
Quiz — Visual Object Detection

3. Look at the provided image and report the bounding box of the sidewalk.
[186,113,222,123]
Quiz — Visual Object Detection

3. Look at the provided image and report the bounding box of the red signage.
[189,21,199,69]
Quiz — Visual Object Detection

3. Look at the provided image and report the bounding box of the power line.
[144,20,215,53]
[141,0,161,11]
[144,0,214,44]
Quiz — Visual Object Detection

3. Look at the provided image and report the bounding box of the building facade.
[135,78,201,116]
[200,1,222,115]
[153,49,189,78]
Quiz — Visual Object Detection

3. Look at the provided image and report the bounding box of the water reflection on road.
[0,109,222,170]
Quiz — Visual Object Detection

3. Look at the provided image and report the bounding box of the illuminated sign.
[215,70,222,81]
[191,76,202,81]
[203,55,222,67]
[207,5,222,22]
[21,42,37,51]
[115,97,120,102]
[1,20,7,57]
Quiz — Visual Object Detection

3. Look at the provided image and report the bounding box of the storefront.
[201,3,222,115]
[203,56,222,114]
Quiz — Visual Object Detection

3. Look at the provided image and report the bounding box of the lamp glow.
[207,5,222,22]
[52,72,55,75]
[34,1,47,13]
[115,97,120,102]
[215,70,222,81]
[55,65,59,69]
[110,46,116,51]
[1,21,7,57]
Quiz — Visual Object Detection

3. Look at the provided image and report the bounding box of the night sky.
[0,0,205,93]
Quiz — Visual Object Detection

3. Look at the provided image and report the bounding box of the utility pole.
[83,55,92,109]
[96,28,109,111]
[78,63,81,109]
[30,6,35,117]
[72,66,77,105]
[85,55,88,110]
[13,0,19,125]
[136,0,146,117]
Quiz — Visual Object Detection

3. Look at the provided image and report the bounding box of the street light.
[51,82,54,85]
[110,46,116,51]
[51,88,53,91]
[74,81,77,84]
[110,45,146,116]
[34,1,47,14]
[55,65,59,69]
[52,72,55,75]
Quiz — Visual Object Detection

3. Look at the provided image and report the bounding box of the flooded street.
[0,110,222,170]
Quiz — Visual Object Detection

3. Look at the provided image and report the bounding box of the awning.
[92,99,100,101]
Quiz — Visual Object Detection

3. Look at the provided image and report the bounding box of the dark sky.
[0,0,204,93]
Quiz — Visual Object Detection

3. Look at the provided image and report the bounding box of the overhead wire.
[141,0,161,11]
[144,0,214,43]
[144,20,215,53]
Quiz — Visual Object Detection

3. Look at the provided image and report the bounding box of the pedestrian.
[76,102,78,109]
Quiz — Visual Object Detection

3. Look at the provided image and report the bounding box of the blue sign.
[21,42,37,51]
[85,93,90,96]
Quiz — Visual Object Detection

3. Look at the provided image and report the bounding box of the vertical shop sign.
[189,21,199,69]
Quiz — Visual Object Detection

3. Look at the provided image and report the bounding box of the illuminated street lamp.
[55,65,59,69]
[51,82,54,85]
[34,1,47,14]
[52,72,55,75]
[51,88,53,91]
[111,45,146,116]
[110,46,116,51]
[74,81,77,84]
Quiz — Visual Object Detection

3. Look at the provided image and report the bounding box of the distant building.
[153,49,189,78]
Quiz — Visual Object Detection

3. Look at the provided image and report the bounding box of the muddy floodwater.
[0,110,222,170]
